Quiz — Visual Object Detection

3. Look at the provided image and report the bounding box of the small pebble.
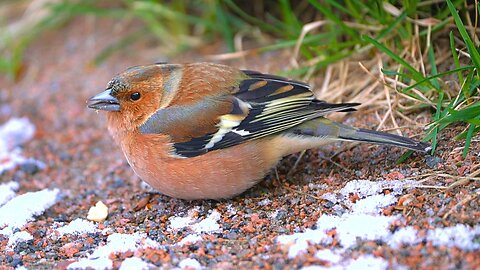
[425,156,443,169]
[87,201,109,222]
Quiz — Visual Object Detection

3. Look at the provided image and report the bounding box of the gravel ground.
[0,17,479,270]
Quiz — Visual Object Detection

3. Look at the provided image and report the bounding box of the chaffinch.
[87,63,430,200]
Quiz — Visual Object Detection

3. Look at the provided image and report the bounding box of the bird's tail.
[289,118,431,153]
[338,127,431,153]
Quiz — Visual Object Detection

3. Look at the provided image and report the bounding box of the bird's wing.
[140,70,359,157]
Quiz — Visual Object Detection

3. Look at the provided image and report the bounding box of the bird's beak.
[87,89,120,112]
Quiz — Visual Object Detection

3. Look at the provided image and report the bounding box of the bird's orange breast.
[114,131,283,200]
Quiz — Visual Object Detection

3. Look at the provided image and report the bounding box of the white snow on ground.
[56,218,98,235]
[168,207,201,230]
[168,209,221,233]
[0,181,19,206]
[320,213,397,249]
[0,188,60,237]
[177,234,203,246]
[177,258,202,270]
[277,179,480,269]
[169,209,222,247]
[277,180,403,258]
[315,249,341,264]
[63,211,218,269]
[350,194,396,214]
[0,118,60,252]
[119,257,155,270]
[257,198,272,206]
[387,226,421,248]
[343,255,389,270]
[68,233,159,270]
[0,118,37,174]
[191,210,221,234]
[427,224,480,251]
[386,222,480,251]
[339,180,416,200]
[7,231,33,250]
[277,228,332,258]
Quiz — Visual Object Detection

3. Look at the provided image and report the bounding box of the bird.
[87,62,431,200]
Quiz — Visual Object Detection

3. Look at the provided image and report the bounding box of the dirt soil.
[0,17,479,269]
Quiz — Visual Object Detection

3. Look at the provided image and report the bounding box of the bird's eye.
[130,92,141,101]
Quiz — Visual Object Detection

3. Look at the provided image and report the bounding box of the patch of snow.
[7,231,33,249]
[351,194,396,214]
[169,215,195,230]
[257,198,271,206]
[268,210,279,220]
[68,257,112,270]
[68,233,159,270]
[339,180,384,198]
[427,224,480,251]
[276,229,331,258]
[191,210,221,233]
[386,224,480,251]
[168,208,200,231]
[320,192,338,204]
[0,118,36,174]
[344,255,389,270]
[169,210,222,234]
[226,203,237,215]
[92,233,159,258]
[178,258,202,270]
[0,118,35,149]
[277,178,479,266]
[314,249,341,264]
[388,226,420,248]
[0,188,60,236]
[56,218,98,235]
[340,180,415,198]
[0,181,19,206]
[277,179,410,260]
[321,213,397,249]
[177,234,203,246]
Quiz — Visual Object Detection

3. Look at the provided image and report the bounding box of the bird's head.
[87,64,179,132]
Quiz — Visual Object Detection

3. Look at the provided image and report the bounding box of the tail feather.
[339,128,431,153]
[288,118,431,153]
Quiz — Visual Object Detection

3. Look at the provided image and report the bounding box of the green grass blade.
[223,0,282,35]
[214,1,234,52]
[399,66,474,93]
[376,12,407,40]
[427,45,440,89]
[447,0,480,72]
[308,0,359,41]
[450,31,464,90]
[463,123,477,157]
[279,0,301,33]
[363,35,433,90]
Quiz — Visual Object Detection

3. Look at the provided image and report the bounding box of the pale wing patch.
[231,129,250,136]
[204,98,251,149]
